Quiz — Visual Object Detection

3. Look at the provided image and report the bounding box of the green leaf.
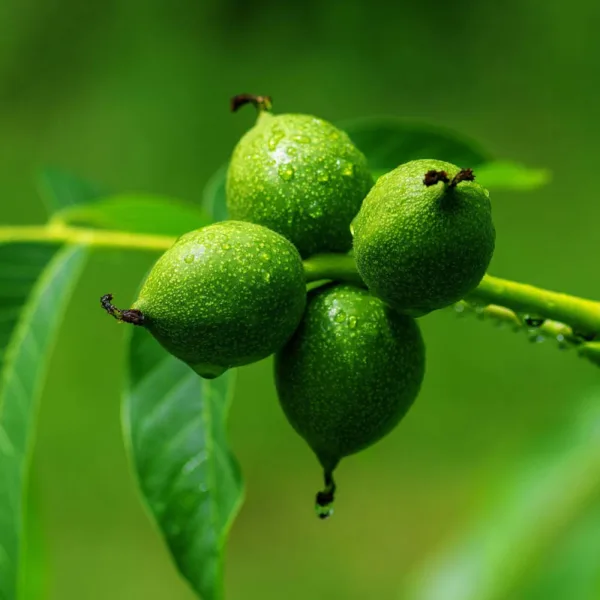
[341,117,549,191]
[475,160,551,191]
[519,503,600,600]
[341,117,490,175]
[123,327,243,600]
[53,194,210,237]
[0,243,89,600]
[404,395,600,600]
[202,165,228,223]
[37,168,107,215]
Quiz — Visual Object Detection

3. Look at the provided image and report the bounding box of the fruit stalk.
[100,294,145,325]
[315,469,337,520]
[230,94,273,113]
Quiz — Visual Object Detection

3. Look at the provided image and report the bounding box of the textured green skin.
[275,283,425,471]
[134,221,306,378]
[226,112,374,258]
[353,159,495,315]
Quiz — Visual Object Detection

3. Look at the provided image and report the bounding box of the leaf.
[404,395,600,600]
[37,168,107,214]
[53,194,210,237]
[0,243,89,600]
[202,165,228,223]
[475,160,551,191]
[123,327,243,600]
[341,117,550,191]
[519,503,600,600]
[341,117,490,175]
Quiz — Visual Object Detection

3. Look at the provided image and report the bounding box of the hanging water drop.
[315,470,336,520]
[524,315,545,328]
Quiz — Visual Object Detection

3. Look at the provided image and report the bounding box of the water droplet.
[316,503,334,519]
[278,164,295,181]
[294,135,311,144]
[221,243,231,251]
[335,311,346,323]
[454,303,465,313]
[260,252,270,261]
[287,146,298,156]
[348,316,357,328]
[329,131,340,140]
[528,331,545,343]
[184,254,195,264]
[524,314,545,328]
[472,303,486,319]
[342,163,355,177]
[268,129,285,151]
[556,333,569,350]
[308,201,323,219]
[264,272,271,283]
[317,170,330,183]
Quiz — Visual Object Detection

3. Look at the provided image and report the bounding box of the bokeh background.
[2,1,600,598]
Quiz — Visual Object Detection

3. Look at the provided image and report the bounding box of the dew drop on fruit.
[308,201,323,219]
[348,315,357,328]
[317,169,330,183]
[294,135,311,144]
[335,311,346,323]
[287,146,298,156]
[268,130,285,151]
[278,165,296,181]
[342,163,355,177]
[184,254,195,264]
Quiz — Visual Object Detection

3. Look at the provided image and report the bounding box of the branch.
[303,253,600,367]
[468,275,600,337]
[2,224,599,366]
[0,224,175,252]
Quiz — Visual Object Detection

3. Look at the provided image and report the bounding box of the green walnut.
[102,221,306,379]
[226,94,374,258]
[275,283,425,517]
[352,159,495,315]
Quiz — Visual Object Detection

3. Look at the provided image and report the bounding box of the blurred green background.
[2,1,600,598]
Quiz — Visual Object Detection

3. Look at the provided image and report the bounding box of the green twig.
[303,253,600,367]
[2,225,600,365]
